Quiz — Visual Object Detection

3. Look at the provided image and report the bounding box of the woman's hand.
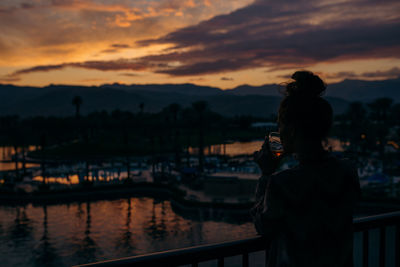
[254,137,283,175]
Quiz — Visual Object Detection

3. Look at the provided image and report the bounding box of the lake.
[0,197,256,266]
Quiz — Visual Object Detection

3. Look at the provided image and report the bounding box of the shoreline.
[1,182,399,218]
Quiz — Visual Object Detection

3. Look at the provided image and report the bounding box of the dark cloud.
[0,76,21,83]
[73,60,150,71]
[323,67,400,80]
[361,67,400,78]
[119,72,140,77]
[136,0,400,76]
[12,59,151,77]
[20,3,35,9]
[14,64,65,75]
[156,59,250,76]
[51,0,73,7]
[0,6,16,13]
[7,0,400,79]
[100,49,119,54]
[100,43,132,54]
[111,44,131,49]
[221,77,234,81]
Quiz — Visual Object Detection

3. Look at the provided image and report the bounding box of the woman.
[251,71,360,267]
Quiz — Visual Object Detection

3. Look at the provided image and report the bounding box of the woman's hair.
[278,71,333,140]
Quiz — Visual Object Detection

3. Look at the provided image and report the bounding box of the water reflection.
[0,146,39,171]
[76,202,84,219]
[0,198,255,266]
[145,200,168,241]
[115,198,135,253]
[34,205,58,267]
[75,202,100,264]
[9,206,33,243]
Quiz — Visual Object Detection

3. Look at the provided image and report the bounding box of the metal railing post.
[363,230,369,267]
[379,227,386,267]
[396,224,400,267]
[242,252,249,267]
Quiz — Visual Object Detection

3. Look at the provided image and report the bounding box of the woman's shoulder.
[269,166,301,185]
[329,156,358,177]
[269,154,358,189]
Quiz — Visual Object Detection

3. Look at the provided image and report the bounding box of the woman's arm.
[251,176,284,236]
[255,175,270,202]
[251,136,285,235]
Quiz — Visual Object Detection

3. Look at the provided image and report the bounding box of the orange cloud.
[8,0,399,87]
[0,0,252,68]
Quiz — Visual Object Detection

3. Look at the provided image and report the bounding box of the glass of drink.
[268,132,283,157]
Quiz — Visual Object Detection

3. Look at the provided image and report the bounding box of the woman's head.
[278,71,333,153]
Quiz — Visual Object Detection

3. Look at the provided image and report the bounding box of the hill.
[2,77,398,117]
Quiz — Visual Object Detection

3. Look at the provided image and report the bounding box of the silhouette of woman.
[251,71,360,267]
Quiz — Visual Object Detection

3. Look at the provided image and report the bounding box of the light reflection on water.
[189,138,345,157]
[0,140,346,266]
[32,175,80,185]
[0,146,39,171]
[0,198,256,267]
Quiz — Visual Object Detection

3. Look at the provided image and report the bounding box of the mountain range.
[0,77,399,117]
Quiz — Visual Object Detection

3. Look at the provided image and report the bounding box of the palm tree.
[391,103,400,126]
[139,102,145,114]
[169,103,181,169]
[13,144,19,182]
[40,133,47,186]
[192,101,207,172]
[123,129,131,182]
[72,96,83,118]
[368,98,393,122]
[368,97,393,157]
[345,102,367,151]
[34,205,56,265]
[21,145,27,177]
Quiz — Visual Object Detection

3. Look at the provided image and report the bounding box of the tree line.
[334,97,400,156]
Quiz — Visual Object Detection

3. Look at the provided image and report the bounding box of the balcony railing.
[77,211,400,267]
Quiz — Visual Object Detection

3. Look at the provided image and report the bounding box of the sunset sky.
[0,0,399,89]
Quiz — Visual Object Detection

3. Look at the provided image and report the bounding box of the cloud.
[20,3,35,9]
[78,78,107,83]
[100,49,119,54]
[322,67,400,80]
[156,59,250,76]
[0,76,21,83]
[100,43,132,53]
[0,0,252,67]
[48,0,217,27]
[189,77,206,82]
[134,0,400,76]
[119,72,140,77]
[5,0,400,80]
[360,67,400,78]
[221,77,234,81]
[10,59,152,78]
[111,43,131,49]
[14,64,66,75]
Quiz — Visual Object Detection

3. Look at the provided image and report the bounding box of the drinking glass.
[268,132,283,157]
